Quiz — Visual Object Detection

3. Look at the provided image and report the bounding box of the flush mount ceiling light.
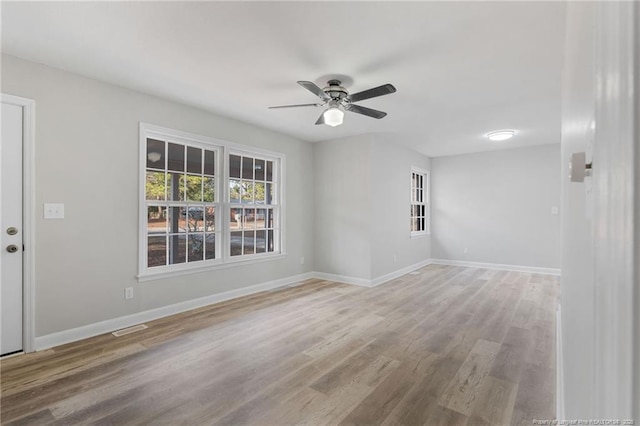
[486,129,516,141]
[323,107,344,127]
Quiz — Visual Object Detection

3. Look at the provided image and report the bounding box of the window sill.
[138,252,287,282]
[410,232,430,239]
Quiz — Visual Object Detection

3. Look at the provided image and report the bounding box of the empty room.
[1,1,638,425]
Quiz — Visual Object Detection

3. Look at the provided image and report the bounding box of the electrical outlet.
[551,206,559,215]
[463,247,469,254]
[125,287,134,300]
[300,256,305,265]
[393,254,397,262]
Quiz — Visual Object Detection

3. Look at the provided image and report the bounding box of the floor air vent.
[112,324,148,337]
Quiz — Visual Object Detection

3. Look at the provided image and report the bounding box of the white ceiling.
[1,1,566,157]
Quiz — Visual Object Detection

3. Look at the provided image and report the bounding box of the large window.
[411,167,429,236]
[139,124,283,279]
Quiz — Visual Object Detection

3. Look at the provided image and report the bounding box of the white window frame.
[225,148,283,262]
[138,123,285,281]
[410,167,430,237]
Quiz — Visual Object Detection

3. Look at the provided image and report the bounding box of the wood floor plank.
[0,267,559,425]
[338,354,437,426]
[468,376,519,425]
[438,339,502,416]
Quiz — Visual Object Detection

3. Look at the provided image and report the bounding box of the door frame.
[592,1,638,417]
[2,93,35,353]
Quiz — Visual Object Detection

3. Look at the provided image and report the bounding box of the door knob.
[6,245,19,253]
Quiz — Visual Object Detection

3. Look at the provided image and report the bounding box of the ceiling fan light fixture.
[323,107,344,127]
[147,151,162,162]
[486,129,516,141]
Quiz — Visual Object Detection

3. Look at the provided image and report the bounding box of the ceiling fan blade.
[298,81,330,100]
[315,112,326,125]
[347,84,396,103]
[344,103,387,119]
[268,103,323,109]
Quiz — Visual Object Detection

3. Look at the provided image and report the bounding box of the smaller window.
[411,168,429,236]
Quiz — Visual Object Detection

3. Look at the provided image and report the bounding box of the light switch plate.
[44,203,65,219]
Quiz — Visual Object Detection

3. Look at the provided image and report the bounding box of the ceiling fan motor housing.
[324,80,348,100]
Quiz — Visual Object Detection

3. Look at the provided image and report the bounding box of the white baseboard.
[556,304,565,419]
[312,272,373,287]
[370,259,433,287]
[34,272,315,351]
[313,259,433,288]
[37,259,519,352]
[429,258,561,276]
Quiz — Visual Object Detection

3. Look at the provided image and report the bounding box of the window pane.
[254,182,265,204]
[243,231,256,255]
[167,143,185,172]
[146,139,165,170]
[230,155,241,178]
[230,231,242,256]
[205,233,215,260]
[167,172,185,201]
[148,236,166,267]
[256,230,266,254]
[205,207,215,232]
[230,207,242,230]
[242,157,254,180]
[168,234,186,264]
[187,146,202,174]
[243,208,256,230]
[266,161,273,181]
[147,206,166,234]
[241,181,254,203]
[146,171,166,201]
[186,175,203,202]
[188,234,204,262]
[267,183,275,204]
[203,177,215,202]
[187,207,204,232]
[204,150,215,176]
[169,207,186,233]
[265,209,274,228]
[256,209,266,229]
[267,230,274,252]
[229,180,241,203]
[255,159,265,180]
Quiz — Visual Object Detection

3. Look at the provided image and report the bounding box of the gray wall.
[431,144,561,269]
[313,134,431,281]
[1,54,315,336]
[370,135,431,278]
[313,135,372,279]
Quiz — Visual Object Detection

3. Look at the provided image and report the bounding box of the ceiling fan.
[268,80,396,127]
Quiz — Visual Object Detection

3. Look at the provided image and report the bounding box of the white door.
[1,101,24,356]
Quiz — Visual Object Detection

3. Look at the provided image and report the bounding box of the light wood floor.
[1,265,558,425]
